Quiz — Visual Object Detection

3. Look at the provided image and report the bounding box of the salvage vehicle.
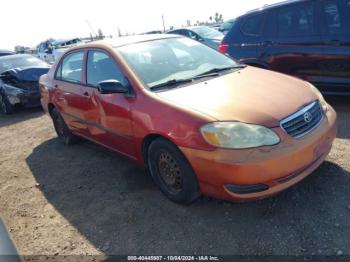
[219,0,350,95]
[0,54,49,114]
[0,49,14,57]
[168,26,224,49]
[37,38,82,64]
[40,34,337,204]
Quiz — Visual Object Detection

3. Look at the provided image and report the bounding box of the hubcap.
[158,152,182,193]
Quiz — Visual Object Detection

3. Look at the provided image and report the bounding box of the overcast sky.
[1,0,281,50]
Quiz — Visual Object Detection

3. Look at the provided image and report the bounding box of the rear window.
[241,14,265,36]
[277,2,315,37]
[323,0,350,34]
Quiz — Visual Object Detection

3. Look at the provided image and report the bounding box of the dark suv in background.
[219,0,350,95]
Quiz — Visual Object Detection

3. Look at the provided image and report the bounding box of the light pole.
[162,15,166,32]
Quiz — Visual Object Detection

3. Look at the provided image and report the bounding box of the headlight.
[200,122,280,149]
[308,83,328,112]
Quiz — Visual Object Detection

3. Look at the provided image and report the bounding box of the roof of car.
[0,54,35,61]
[168,25,210,32]
[0,49,14,54]
[52,38,81,45]
[187,26,211,29]
[167,25,220,35]
[90,34,179,48]
[245,0,308,15]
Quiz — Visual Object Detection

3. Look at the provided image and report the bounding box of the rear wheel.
[51,108,79,145]
[147,138,200,204]
[0,93,14,114]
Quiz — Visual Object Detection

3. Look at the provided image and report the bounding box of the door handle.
[83,92,90,97]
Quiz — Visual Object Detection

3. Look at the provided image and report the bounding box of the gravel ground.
[0,96,349,258]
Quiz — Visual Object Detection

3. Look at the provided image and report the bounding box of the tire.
[147,138,200,204]
[0,93,14,114]
[51,108,79,145]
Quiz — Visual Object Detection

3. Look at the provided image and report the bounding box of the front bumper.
[4,85,41,108]
[180,106,337,202]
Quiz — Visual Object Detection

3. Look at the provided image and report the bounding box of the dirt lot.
[0,96,349,257]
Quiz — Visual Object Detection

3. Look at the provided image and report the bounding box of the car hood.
[0,66,50,81]
[156,66,318,127]
[0,66,50,91]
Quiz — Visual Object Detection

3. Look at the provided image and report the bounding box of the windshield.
[0,55,48,74]
[191,26,223,39]
[117,37,239,89]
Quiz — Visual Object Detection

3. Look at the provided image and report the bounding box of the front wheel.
[51,108,79,145]
[147,138,200,205]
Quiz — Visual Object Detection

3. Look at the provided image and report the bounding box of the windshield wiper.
[194,65,246,79]
[149,65,246,90]
[149,78,193,91]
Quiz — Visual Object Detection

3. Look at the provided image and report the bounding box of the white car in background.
[37,38,82,64]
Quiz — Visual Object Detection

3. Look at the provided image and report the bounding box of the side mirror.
[97,80,129,94]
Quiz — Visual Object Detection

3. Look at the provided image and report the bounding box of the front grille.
[280,101,324,138]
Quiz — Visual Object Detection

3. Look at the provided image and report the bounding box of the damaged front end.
[0,67,49,108]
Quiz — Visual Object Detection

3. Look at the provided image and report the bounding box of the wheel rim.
[157,151,182,193]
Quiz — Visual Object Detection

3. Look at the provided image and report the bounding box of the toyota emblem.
[304,112,313,123]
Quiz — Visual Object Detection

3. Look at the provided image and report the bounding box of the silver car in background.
[168,26,224,49]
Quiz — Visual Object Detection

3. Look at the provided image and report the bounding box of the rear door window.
[58,51,84,83]
[322,0,350,34]
[277,2,315,37]
[241,14,266,36]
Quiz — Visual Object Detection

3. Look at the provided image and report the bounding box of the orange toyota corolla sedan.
[39,34,337,204]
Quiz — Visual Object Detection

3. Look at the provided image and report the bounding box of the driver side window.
[87,50,125,87]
